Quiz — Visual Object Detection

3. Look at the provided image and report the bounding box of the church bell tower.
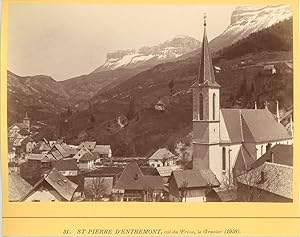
[191,15,221,171]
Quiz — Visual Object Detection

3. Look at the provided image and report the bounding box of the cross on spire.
[204,13,207,27]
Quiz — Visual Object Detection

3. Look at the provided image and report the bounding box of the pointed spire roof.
[192,14,220,88]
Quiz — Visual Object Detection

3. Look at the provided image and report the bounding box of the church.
[191,16,292,185]
[169,16,292,202]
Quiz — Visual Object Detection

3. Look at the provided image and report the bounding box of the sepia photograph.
[7,3,293,203]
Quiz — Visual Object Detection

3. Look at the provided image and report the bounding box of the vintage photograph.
[7,4,293,202]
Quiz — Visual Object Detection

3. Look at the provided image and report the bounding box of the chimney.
[254,101,257,110]
[270,151,274,163]
[276,101,280,123]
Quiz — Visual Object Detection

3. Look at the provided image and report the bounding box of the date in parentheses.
[224,229,240,235]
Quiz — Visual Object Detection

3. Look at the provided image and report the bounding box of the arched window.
[199,93,203,120]
[222,147,226,171]
[213,93,216,120]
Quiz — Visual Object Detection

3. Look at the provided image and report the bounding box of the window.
[222,147,226,171]
[199,93,203,120]
[213,93,216,120]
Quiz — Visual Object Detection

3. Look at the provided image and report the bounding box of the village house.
[112,161,166,202]
[78,152,97,171]
[190,17,292,188]
[93,145,112,158]
[168,169,220,202]
[21,168,80,202]
[51,158,78,177]
[148,148,177,168]
[8,112,31,141]
[236,144,292,202]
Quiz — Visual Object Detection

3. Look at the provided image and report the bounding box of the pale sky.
[8,4,237,81]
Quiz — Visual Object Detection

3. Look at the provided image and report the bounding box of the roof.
[172,169,220,189]
[197,21,217,85]
[80,152,97,161]
[74,147,93,160]
[21,168,78,201]
[78,141,96,150]
[156,165,181,177]
[213,187,237,202]
[27,153,51,162]
[18,128,30,136]
[21,136,34,145]
[149,148,175,161]
[237,162,292,199]
[9,122,28,130]
[251,144,293,169]
[9,172,32,201]
[113,161,165,191]
[52,158,78,171]
[52,144,70,158]
[113,162,145,190]
[233,144,256,175]
[93,145,111,155]
[221,109,291,143]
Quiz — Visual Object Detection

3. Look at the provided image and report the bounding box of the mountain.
[7,71,72,126]
[92,36,201,73]
[64,18,293,156]
[210,5,292,52]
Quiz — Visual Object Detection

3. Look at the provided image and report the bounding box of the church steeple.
[192,14,221,174]
[197,14,219,87]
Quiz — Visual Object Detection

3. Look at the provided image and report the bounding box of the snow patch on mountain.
[210,4,292,52]
[93,36,200,73]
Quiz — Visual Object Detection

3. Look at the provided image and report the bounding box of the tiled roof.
[221,109,291,143]
[73,147,92,160]
[172,169,220,189]
[237,162,292,199]
[113,162,144,190]
[9,172,32,201]
[113,162,165,191]
[156,165,181,177]
[93,145,111,155]
[149,148,175,161]
[80,152,97,161]
[18,128,30,136]
[22,168,78,201]
[78,141,96,150]
[251,144,293,169]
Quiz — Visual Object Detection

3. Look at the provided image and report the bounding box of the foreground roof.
[21,168,78,201]
[78,141,97,150]
[237,162,292,199]
[9,172,32,201]
[172,169,220,188]
[113,162,165,191]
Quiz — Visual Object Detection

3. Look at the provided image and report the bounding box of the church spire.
[197,14,216,85]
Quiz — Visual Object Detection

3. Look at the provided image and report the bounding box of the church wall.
[193,122,209,143]
[192,88,200,121]
[255,139,292,159]
[192,143,209,170]
[208,145,222,181]
[209,122,220,144]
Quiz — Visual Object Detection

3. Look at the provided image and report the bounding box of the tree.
[88,177,108,201]
[168,79,174,95]
[179,181,189,202]
[126,97,137,120]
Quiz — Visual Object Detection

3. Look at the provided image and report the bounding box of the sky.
[8,4,237,81]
